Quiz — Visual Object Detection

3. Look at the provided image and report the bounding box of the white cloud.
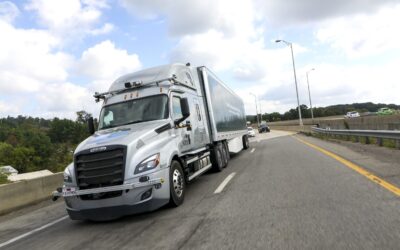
[25,0,110,38]
[0,1,20,23]
[89,22,114,35]
[121,0,259,37]
[255,0,398,26]
[77,40,141,91]
[297,61,400,108]
[0,100,20,116]
[0,20,72,94]
[316,5,400,58]
[33,82,100,119]
[0,19,141,118]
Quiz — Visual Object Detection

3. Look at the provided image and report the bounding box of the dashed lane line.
[214,172,236,194]
[0,216,69,248]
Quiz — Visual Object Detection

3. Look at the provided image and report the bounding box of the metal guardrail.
[311,127,400,140]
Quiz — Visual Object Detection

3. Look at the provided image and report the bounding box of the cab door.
[171,93,193,153]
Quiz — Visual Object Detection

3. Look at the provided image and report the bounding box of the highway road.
[1,131,400,249]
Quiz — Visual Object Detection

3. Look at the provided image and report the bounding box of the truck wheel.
[211,144,224,172]
[242,135,249,150]
[169,160,185,207]
[221,141,229,167]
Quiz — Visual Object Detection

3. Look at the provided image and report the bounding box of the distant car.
[258,124,270,133]
[345,111,360,118]
[377,107,395,116]
[247,127,255,137]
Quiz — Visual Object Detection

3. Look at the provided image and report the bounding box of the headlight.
[135,153,160,174]
[63,170,72,183]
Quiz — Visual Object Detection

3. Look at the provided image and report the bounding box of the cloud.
[0,18,141,119]
[0,20,72,95]
[77,40,141,91]
[33,82,100,118]
[0,100,20,116]
[316,5,400,58]
[255,0,398,26]
[89,22,114,35]
[25,0,110,38]
[121,0,258,37]
[0,1,20,23]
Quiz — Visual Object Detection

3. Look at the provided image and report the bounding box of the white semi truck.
[53,63,249,220]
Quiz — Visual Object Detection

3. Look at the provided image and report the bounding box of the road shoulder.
[295,133,400,188]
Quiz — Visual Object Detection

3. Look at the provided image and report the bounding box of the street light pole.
[250,93,260,127]
[275,39,303,126]
[259,98,263,123]
[306,68,315,121]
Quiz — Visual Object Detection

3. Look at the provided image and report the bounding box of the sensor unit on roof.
[124,81,143,88]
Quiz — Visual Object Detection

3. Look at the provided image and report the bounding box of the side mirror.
[174,98,191,125]
[88,117,95,135]
[181,98,190,118]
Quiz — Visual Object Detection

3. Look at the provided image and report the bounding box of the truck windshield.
[98,95,169,130]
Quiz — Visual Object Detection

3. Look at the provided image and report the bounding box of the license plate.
[62,187,77,196]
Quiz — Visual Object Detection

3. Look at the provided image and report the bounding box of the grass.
[0,173,11,185]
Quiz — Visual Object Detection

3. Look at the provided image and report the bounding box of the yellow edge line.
[294,136,400,197]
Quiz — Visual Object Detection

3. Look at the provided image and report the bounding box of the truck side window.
[172,96,183,119]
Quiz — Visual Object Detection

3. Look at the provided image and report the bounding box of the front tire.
[169,160,185,207]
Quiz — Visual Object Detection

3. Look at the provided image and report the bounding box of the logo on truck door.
[182,134,191,145]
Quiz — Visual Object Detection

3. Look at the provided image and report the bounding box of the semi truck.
[53,63,249,221]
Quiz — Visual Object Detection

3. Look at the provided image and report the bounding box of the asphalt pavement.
[1,131,400,249]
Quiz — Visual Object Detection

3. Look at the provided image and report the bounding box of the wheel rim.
[172,168,184,197]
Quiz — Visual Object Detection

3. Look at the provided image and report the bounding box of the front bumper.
[66,198,169,221]
[52,178,164,198]
[53,168,170,220]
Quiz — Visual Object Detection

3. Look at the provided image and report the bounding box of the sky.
[0,0,400,119]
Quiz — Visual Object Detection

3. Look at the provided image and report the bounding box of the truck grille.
[75,145,127,191]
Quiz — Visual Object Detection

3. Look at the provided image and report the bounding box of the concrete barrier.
[318,115,400,130]
[0,173,63,215]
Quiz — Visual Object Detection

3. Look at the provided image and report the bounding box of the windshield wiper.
[119,120,144,127]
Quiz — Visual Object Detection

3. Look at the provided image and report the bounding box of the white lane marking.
[250,148,255,153]
[0,216,68,248]
[214,172,236,194]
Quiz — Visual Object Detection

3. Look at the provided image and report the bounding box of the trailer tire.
[169,160,185,207]
[242,135,249,150]
[211,143,224,172]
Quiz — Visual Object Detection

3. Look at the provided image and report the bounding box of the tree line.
[0,111,92,176]
[246,102,400,123]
